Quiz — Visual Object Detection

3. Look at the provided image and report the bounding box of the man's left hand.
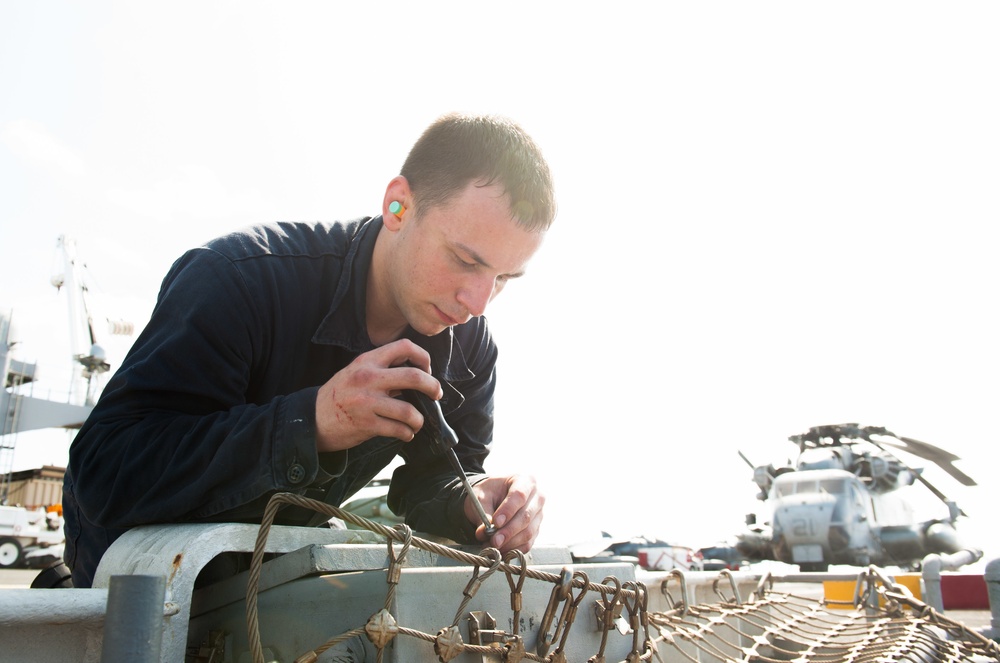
[466,475,544,553]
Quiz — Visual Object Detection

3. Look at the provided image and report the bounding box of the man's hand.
[315,339,442,452]
[467,475,545,553]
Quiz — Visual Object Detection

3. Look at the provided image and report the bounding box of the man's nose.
[457,276,496,318]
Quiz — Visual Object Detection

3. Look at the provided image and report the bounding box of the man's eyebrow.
[455,242,527,279]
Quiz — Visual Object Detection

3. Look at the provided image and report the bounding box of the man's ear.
[382,175,412,231]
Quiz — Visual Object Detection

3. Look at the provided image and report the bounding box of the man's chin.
[411,320,450,338]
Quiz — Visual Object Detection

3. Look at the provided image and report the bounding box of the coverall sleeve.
[68,248,330,528]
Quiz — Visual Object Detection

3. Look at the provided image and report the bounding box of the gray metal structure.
[1,517,997,661]
[1,311,94,438]
[0,521,699,662]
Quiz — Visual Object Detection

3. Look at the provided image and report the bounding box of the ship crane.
[1,235,133,505]
[50,235,116,407]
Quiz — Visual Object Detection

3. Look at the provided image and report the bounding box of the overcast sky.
[2,2,997,561]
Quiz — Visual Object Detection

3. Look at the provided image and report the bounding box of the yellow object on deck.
[824,574,922,610]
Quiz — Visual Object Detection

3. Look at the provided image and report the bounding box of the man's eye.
[454,254,476,269]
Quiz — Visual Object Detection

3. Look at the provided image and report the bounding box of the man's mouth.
[434,306,461,327]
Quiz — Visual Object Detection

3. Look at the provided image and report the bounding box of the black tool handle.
[401,389,458,453]
[401,389,496,535]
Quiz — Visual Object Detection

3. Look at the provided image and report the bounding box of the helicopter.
[736,423,978,572]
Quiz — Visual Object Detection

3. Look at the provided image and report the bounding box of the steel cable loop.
[638,583,658,662]
[536,568,573,657]
[385,523,413,609]
[749,570,774,604]
[450,547,503,627]
[852,567,877,609]
[635,581,654,656]
[591,575,624,663]
[551,570,590,657]
[503,549,528,634]
[622,580,645,659]
[660,569,690,617]
[712,569,743,605]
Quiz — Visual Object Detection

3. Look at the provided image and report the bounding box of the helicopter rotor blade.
[867,438,968,517]
[877,434,977,487]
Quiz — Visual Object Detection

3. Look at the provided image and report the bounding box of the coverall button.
[287,463,306,484]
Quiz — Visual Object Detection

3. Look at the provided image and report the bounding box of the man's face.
[388,181,544,337]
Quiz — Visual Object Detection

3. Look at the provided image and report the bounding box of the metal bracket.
[594,598,626,633]
[468,611,527,663]
[467,610,505,645]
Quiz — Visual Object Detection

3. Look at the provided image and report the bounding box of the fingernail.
[494,534,505,548]
[495,514,507,527]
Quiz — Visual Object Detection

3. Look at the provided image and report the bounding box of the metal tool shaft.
[443,447,497,536]
[424,395,497,536]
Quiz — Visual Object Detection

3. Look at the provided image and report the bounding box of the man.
[63,113,555,588]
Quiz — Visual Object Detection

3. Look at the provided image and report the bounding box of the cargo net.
[651,575,1000,663]
[244,494,1000,663]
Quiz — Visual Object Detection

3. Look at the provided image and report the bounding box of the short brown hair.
[401,113,556,231]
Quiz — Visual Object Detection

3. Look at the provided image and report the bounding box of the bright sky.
[2,2,998,563]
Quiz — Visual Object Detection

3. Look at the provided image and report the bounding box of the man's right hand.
[315,339,443,452]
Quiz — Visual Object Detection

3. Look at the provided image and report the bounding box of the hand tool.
[403,389,497,537]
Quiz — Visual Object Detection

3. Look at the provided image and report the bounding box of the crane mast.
[51,235,111,407]
[1,236,132,504]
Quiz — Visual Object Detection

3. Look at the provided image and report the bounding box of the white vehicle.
[0,504,64,568]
